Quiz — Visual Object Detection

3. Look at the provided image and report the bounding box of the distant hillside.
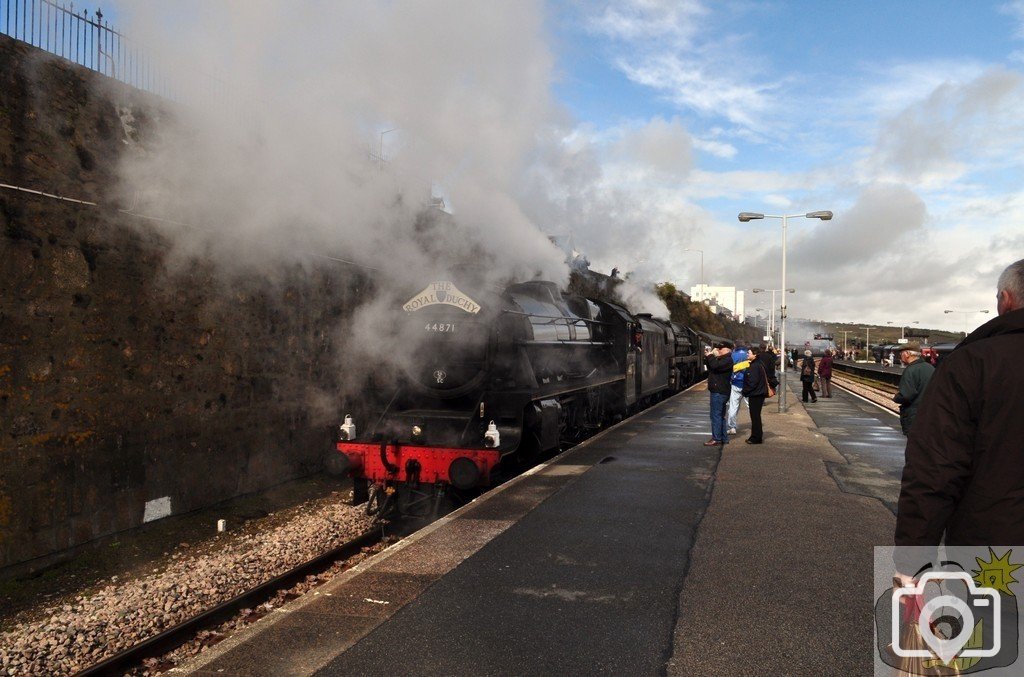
[790,319,964,348]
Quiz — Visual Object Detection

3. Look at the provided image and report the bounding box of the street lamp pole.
[740,210,833,413]
[684,248,704,301]
[751,288,796,367]
[379,128,397,170]
[943,309,990,337]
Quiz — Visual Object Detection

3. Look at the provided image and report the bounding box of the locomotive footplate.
[335,441,501,489]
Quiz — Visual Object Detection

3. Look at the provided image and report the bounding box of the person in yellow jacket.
[726,345,750,435]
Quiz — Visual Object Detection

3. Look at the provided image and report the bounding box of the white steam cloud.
[116,0,567,289]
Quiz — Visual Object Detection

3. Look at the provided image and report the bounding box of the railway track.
[831,371,899,413]
[76,527,391,676]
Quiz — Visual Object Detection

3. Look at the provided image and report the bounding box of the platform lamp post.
[379,128,397,170]
[752,288,795,348]
[944,309,990,337]
[741,210,832,412]
[755,308,767,335]
[752,289,775,342]
[683,248,704,302]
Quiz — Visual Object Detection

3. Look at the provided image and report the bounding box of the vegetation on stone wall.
[656,282,761,343]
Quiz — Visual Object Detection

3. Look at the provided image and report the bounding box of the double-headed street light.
[887,320,920,340]
[739,210,833,412]
[752,287,795,346]
[943,309,990,337]
[754,308,766,332]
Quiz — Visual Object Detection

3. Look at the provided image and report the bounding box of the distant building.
[690,285,745,321]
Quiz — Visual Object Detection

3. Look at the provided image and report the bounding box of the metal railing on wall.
[0,0,168,95]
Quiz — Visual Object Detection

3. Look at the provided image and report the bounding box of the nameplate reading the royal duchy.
[403,282,481,314]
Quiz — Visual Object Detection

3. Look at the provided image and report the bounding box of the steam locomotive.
[333,277,706,518]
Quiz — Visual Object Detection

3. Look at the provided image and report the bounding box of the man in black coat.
[703,341,734,446]
[896,258,1024,548]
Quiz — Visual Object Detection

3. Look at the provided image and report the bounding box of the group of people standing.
[702,337,938,445]
[703,341,779,446]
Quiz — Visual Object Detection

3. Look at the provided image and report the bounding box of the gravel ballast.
[0,495,375,675]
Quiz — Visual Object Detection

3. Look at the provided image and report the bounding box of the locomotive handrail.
[516,339,615,347]
[501,310,612,326]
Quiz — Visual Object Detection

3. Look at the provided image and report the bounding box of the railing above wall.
[0,0,168,95]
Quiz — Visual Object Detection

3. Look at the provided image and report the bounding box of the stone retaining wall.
[0,35,365,576]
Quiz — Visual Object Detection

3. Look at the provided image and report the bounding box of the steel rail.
[831,372,899,415]
[74,527,386,677]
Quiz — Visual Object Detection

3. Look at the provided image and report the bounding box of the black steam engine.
[334,278,705,518]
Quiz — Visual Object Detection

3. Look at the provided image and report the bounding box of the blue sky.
[534,1,1024,331]
[91,1,1023,334]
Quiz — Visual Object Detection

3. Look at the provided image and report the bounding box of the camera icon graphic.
[892,571,1002,664]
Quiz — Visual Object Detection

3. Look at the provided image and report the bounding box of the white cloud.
[587,0,707,45]
[867,67,1024,186]
[610,116,694,178]
[582,1,779,134]
[693,137,737,159]
[616,54,774,130]
[681,169,824,201]
[1001,0,1024,38]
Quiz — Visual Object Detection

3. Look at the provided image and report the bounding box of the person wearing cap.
[703,341,734,446]
[892,342,934,435]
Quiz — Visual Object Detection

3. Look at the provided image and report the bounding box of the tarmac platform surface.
[180,379,899,676]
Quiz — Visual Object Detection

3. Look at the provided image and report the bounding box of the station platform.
[179,379,899,676]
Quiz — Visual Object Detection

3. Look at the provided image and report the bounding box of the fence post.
[94,7,101,72]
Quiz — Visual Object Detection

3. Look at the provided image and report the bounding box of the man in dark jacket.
[703,341,734,446]
[892,342,934,435]
[741,344,779,444]
[896,258,1024,548]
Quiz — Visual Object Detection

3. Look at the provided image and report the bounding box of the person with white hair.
[892,342,933,434]
[799,349,817,403]
[896,257,1024,548]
